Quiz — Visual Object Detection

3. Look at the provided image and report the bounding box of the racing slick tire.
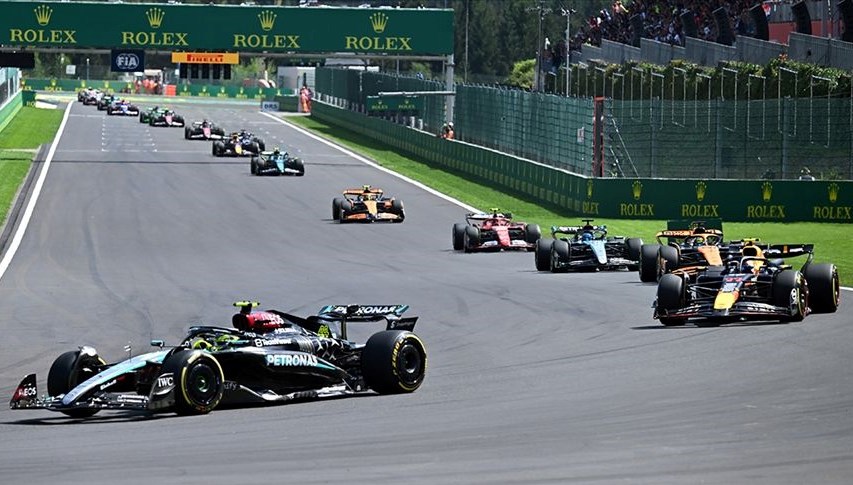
[463,226,480,253]
[184,127,191,139]
[161,350,225,415]
[550,239,571,273]
[212,141,224,157]
[250,157,259,175]
[47,350,107,418]
[524,224,541,245]
[391,199,405,222]
[804,263,839,314]
[534,238,553,271]
[657,244,680,279]
[626,238,644,271]
[452,222,467,251]
[639,244,661,282]
[292,158,305,176]
[332,197,345,220]
[139,113,146,123]
[362,330,427,394]
[249,142,261,155]
[256,139,266,152]
[338,200,353,223]
[656,273,687,326]
[772,270,807,322]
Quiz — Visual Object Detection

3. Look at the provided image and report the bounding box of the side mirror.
[150,340,165,348]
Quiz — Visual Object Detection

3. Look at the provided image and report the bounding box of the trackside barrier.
[21,78,281,100]
[311,101,853,223]
[0,91,23,133]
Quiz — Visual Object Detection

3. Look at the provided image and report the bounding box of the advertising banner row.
[312,102,852,223]
[21,78,282,100]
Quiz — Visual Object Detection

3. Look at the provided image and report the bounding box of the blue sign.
[111,49,144,72]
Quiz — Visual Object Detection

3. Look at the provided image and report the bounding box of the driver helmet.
[273,146,281,155]
[581,232,593,241]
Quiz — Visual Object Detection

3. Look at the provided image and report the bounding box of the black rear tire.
[804,263,839,313]
[639,244,661,282]
[293,158,305,176]
[332,197,344,220]
[463,226,480,253]
[391,199,405,222]
[524,224,541,244]
[772,270,807,322]
[452,222,466,251]
[47,350,105,418]
[626,237,643,262]
[362,331,427,394]
[535,238,553,271]
[161,350,224,415]
[550,239,571,273]
[658,245,680,278]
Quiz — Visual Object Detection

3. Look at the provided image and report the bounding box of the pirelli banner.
[1,2,453,55]
[172,52,239,65]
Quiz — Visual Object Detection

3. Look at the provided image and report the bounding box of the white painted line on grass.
[261,111,853,293]
[0,101,73,282]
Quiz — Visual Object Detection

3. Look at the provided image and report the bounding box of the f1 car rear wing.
[315,304,417,340]
[551,224,606,236]
[666,219,723,231]
[466,208,513,221]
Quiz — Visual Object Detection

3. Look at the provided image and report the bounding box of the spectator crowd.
[573,0,760,49]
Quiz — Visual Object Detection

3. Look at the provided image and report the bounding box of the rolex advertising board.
[1,2,453,55]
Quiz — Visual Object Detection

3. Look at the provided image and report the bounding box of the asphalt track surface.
[0,101,850,484]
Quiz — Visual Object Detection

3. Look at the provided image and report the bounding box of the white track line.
[0,101,73,281]
[260,111,853,292]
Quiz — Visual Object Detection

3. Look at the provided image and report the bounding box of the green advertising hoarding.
[366,95,422,114]
[1,1,453,55]
[21,78,282,100]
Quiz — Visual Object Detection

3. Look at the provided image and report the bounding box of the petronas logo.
[146,8,165,29]
[828,183,839,203]
[586,180,593,199]
[696,181,707,202]
[258,10,276,31]
[632,180,643,200]
[761,181,773,202]
[34,5,53,26]
[370,12,388,33]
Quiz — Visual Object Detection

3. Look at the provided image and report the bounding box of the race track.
[0,100,850,484]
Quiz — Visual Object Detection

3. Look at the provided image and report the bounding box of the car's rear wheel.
[550,239,571,273]
[362,331,426,394]
[656,273,687,326]
[47,350,106,418]
[250,158,259,175]
[332,197,345,220]
[391,199,405,222]
[463,226,480,253]
[184,127,191,139]
[639,244,661,282]
[257,139,266,151]
[804,263,839,313]
[657,245,680,278]
[524,224,541,245]
[773,270,807,322]
[212,141,223,157]
[452,222,466,251]
[626,237,643,270]
[535,238,553,271]
[292,158,305,176]
[161,350,224,415]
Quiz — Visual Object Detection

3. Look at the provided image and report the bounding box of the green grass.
[286,115,853,286]
[0,106,65,226]
[0,106,64,149]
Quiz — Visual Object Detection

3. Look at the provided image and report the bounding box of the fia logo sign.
[115,53,140,70]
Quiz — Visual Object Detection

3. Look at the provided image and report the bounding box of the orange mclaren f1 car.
[331,185,405,223]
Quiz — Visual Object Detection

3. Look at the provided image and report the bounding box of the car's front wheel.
[47,349,106,418]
